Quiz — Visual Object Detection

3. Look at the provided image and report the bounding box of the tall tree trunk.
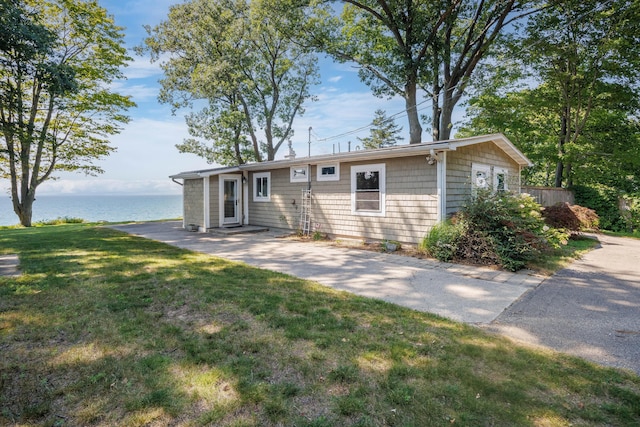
[431,94,441,141]
[431,54,441,141]
[555,110,569,188]
[554,159,564,188]
[439,94,455,141]
[405,79,422,144]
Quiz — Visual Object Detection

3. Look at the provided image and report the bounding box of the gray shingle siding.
[183,179,204,227]
[446,142,520,215]
[248,156,439,244]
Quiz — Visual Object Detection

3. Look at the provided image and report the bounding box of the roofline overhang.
[169,166,241,180]
[169,133,532,179]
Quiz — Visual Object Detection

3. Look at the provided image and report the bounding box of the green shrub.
[35,217,85,226]
[573,184,626,231]
[421,221,465,262]
[422,191,570,271]
[459,191,557,271]
[621,194,640,232]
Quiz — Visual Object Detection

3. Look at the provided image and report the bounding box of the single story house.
[169,133,532,244]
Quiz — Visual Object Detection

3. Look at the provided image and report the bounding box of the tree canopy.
[0,0,134,226]
[139,0,319,166]
[459,0,640,190]
[296,0,539,143]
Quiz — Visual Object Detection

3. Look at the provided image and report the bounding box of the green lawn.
[1,224,639,426]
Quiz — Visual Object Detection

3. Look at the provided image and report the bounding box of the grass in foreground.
[526,234,600,276]
[0,225,639,426]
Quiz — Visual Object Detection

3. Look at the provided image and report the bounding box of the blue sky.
[32,0,430,195]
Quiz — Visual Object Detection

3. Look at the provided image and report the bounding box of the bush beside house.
[422,191,570,271]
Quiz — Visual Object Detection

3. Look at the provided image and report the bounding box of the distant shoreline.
[0,194,183,227]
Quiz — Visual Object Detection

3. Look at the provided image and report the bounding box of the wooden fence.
[521,186,574,207]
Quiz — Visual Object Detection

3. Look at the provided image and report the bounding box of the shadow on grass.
[0,225,639,426]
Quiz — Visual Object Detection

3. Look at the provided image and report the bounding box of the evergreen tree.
[358,109,404,149]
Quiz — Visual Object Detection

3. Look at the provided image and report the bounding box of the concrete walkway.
[0,254,20,277]
[109,221,543,325]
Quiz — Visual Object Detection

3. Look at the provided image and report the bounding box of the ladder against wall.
[300,189,312,235]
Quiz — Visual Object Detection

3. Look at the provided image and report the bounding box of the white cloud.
[111,81,158,103]
[328,76,343,83]
[122,55,164,80]
[0,116,207,196]
[36,178,182,195]
[123,53,175,80]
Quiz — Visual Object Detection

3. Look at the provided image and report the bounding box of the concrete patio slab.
[109,221,543,325]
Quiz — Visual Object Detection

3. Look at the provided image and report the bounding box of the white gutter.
[436,151,447,222]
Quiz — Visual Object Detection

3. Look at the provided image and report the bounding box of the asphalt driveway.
[486,233,640,374]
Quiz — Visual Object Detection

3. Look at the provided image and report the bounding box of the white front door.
[222,177,240,225]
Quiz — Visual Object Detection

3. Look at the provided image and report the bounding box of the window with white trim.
[290,166,309,183]
[253,172,271,202]
[494,167,508,191]
[317,163,340,181]
[472,163,491,192]
[351,163,385,216]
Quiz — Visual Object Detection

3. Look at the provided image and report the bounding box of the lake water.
[0,194,182,226]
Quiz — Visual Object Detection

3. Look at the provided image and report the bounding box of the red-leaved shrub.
[542,203,599,231]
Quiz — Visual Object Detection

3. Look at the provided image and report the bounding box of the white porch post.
[202,176,210,232]
[181,181,186,229]
[436,151,447,222]
[243,172,249,225]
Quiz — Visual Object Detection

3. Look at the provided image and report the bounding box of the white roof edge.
[447,133,533,167]
[169,133,532,177]
[169,166,241,180]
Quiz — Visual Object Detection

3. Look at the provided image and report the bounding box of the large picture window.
[351,164,385,216]
[253,172,271,202]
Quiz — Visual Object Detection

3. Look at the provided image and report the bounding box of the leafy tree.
[521,0,639,187]
[0,0,134,227]
[298,0,538,143]
[357,109,403,149]
[140,0,318,166]
[461,0,640,188]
